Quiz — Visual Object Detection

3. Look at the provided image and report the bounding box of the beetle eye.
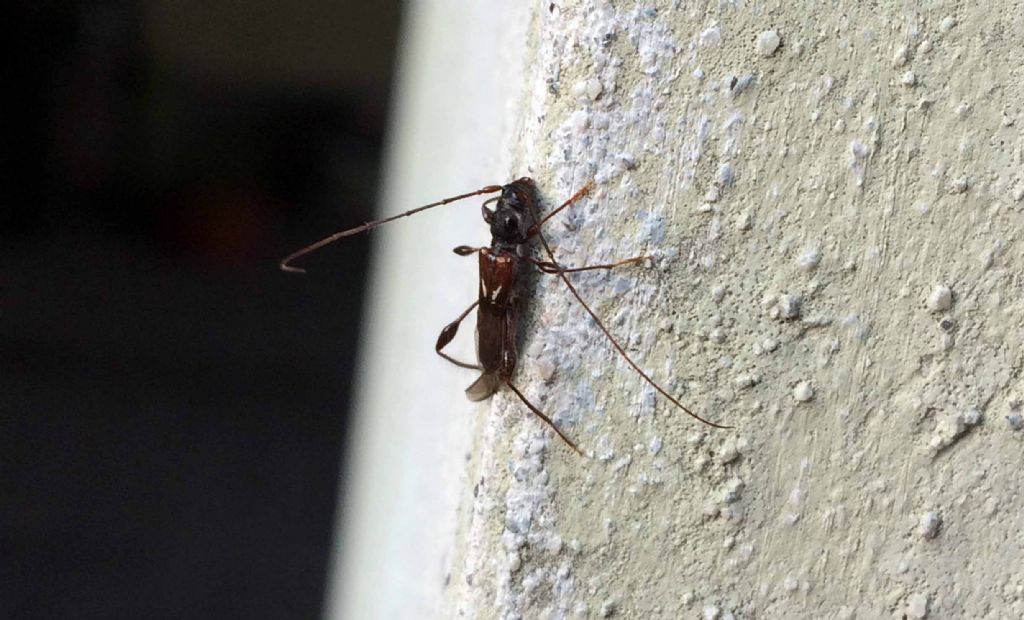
[491,209,524,240]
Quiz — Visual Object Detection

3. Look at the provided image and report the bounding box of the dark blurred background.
[3,1,401,618]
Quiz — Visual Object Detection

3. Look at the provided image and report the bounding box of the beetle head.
[488,179,539,244]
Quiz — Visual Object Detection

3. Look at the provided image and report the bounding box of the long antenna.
[280,185,503,273]
[530,184,732,429]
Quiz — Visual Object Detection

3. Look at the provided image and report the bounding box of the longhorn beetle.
[281,177,730,455]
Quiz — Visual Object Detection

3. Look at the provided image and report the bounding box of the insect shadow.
[281,177,730,455]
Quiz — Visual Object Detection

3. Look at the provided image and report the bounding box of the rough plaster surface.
[442,2,1024,619]
[333,1,1024,619]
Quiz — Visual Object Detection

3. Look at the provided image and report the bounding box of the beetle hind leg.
[436,300,482,370]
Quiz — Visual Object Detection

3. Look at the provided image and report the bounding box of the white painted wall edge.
[324,3,530,619]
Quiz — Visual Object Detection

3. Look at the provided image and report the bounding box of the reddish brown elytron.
[281,177,730,455]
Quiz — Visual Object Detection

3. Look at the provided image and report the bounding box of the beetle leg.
[503,380,584,456]
[526,255,649,274]
[525,180,593,237]
[436,300,481,370]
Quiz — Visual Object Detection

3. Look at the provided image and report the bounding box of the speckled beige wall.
[442,2,1024,618]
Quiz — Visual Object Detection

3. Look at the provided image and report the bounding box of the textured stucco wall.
[334,2,1024,619]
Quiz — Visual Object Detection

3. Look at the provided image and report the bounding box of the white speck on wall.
[793,381,814,402]
[798,247,821,270]
[717,163,735,187]
[567,110,590,134]
[850,140,870,159]
[734,373,757,390]
[700,25,721,47]
[962,409,982,426]
[755,30,781,57]
[947,176,969,194]
[536,355,556,381]
[707,216,722,241]
[926,285,953,312]
[705,184,720,203]
[599,597,618,617]
[907,592,930,618]
[717,439,740,463]
[648,436,662,455]
[789,487,803,506]
[776,294,802,320]
[1012,183,1024,202]
[735,74,756,95]
[783,575,799,592]
[723,477,745,503]
[723,111,744,131]
[735,210,752,230]
[571,77,603,101]
[892,45,908,67]
[919,511,943,539]
[928,409,982,455]
[610,452,634,471]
